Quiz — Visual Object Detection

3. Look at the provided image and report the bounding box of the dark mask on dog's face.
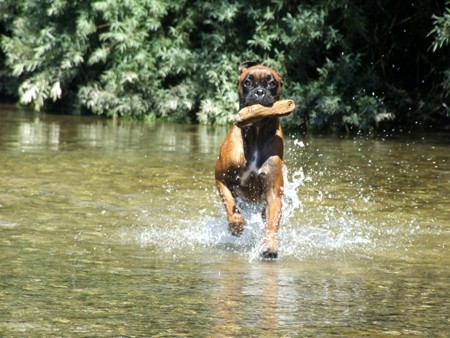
[238,64,282,109]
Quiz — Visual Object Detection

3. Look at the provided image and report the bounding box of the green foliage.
[429,1,450,98]
[0,0,449,131]
[430,2,450,52]
[1,1,90,109]
[287,53,392,131]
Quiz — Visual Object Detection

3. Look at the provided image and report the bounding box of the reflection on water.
[0,105,449,336]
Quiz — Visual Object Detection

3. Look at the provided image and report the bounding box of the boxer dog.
[215,62,284,259]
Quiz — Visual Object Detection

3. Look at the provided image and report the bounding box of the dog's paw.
[261,231,278,259]
[228,213,244,236]
[261,250,278,260]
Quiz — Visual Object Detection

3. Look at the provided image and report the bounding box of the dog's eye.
[267,79,277,89]
[243,79,252,88]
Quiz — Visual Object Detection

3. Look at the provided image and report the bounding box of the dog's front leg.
[216,180,244,236]
[262,156,284,258]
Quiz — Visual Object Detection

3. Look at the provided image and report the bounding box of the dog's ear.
[277,73,283,86]
[238,61,261,74]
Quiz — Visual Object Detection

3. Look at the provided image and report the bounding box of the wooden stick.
[234,99,295,127]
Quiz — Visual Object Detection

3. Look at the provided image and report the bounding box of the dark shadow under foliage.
[1,0,449,132]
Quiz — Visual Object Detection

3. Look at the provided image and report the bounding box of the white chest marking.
[240,149,260,184]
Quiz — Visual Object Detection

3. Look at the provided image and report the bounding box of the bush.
[429,1,450,106]
[1,0,449,131]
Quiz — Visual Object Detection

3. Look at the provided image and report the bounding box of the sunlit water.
[0,105,448,336]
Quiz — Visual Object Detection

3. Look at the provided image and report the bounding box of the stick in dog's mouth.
[234,99,295,127]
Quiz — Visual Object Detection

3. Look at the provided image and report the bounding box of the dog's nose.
[254,89,265,98]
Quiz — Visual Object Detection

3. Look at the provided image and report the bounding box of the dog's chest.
[234,145,267,202]
[240,148,260,184]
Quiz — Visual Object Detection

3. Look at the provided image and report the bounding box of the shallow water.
[0,105,449,336]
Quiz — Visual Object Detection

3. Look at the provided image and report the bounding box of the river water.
[0,104,448,336]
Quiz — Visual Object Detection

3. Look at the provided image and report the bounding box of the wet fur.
[215,64,284,259]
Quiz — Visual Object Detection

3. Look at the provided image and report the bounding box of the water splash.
[124,162,379,262]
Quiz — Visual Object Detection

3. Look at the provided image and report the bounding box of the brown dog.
[215,62,284,259]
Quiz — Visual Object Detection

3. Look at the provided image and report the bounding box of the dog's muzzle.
[244,87,274,107]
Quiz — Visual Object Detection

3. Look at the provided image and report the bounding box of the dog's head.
[238,62,282,109]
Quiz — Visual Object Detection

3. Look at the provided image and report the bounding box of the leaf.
[50,81,62,101]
